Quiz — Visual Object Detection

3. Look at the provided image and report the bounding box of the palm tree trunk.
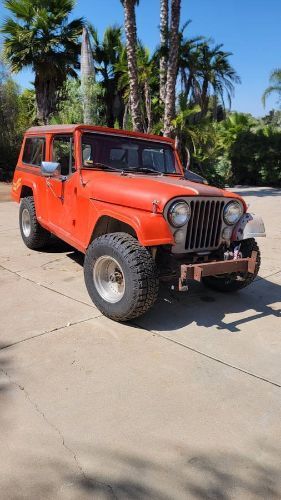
[160,0,169,103]
[163,0,181,137]
[144,80,152,133]
[122,0,143,132]
[81,27,95,124]
[201,77,209,117]
[123,101,129,129]
[185,73,193,101]
[35,74,57,124]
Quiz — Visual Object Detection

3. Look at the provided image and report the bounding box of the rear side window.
[22,137,45,166]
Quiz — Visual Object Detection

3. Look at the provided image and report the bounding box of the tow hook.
[224,244,242,261]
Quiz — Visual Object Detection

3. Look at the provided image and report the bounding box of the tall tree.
[1,0,84,124]
[81,26,95,124]
[90,25,125,127]
[159,0,169,103]
[178,24,205,102]
[262,69,281,108]
[197,43,240,118]
[121,0,143,132]
[163,0,181,137]
[116,43,157,133]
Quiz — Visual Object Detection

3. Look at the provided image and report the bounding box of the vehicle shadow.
[134,277,281,334]
[39,236,74,254]
[64,248,281,334]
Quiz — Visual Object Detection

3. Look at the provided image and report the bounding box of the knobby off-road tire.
[19,196,51,249]
[203,238,261,293]
[84,232,159,321]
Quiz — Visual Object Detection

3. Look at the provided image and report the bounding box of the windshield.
[81,132,179,174]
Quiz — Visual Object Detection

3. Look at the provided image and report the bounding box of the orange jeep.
[12,124,266,321]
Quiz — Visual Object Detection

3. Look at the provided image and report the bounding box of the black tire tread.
[19,196,50,249]
[84,232,159,321]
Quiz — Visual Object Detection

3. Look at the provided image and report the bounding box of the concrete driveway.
[0,186,281,499]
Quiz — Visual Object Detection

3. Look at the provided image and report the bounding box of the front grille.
[185,199,225,251]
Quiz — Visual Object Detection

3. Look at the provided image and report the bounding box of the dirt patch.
[0,183,12,202]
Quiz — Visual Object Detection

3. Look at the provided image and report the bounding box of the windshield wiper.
[90,162,122,172]
[125,166,163,175]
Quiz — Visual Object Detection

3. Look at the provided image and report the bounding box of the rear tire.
[84,232,159,321]
[202,238,261,292]
[19,196,51,249]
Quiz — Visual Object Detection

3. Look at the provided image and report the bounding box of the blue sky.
[0,0,280,116]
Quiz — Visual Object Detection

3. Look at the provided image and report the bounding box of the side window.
[22,137,45,166]
[52,135,74,176]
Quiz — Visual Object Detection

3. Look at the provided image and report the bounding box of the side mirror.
[41,161,61,178]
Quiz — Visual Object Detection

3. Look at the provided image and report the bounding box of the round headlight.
[168,201,190,227]
[223,201,243,225]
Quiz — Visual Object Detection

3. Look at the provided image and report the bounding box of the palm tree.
[90,25,125,128]
[163,0,181,137]
[159,0,169,103]
[196,43,240,117]
[262,69,281,107]
[1,0,84,124]
[177,24,205,101]
[120,0,143,132]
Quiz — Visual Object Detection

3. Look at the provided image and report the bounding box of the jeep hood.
[85,171,245,212]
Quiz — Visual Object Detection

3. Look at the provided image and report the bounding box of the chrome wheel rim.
[93,256,125,303]
[22,208,31,237]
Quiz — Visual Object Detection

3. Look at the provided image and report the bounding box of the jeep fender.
[12,174,37,203]
[88,200,174,248]
[232,213,266,240]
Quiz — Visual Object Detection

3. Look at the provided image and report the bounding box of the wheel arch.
[87,201,174,249]
[89,215,137,244]
[20,185,33,198]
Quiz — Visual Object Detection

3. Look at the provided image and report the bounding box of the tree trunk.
[200,77,209,117]
[35,74,57,124]
[185,73,193,101]
[144,80,152,133]
[123,101,129,129]
[163,0,181,137]
[160,0,169,103]
[81,27,95,124]
[122,0,143,132]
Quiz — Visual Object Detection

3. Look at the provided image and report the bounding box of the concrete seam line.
[253,269,281,283]
[0,315,103,351]
[133,324,281,389]
[0,368,117,500]
[0,263,95,309]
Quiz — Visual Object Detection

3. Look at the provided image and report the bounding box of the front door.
[46,134,77,238]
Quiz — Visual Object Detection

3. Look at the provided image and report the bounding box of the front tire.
[84,232,159,321]
[202,238,261,292]
[19,196,51,249]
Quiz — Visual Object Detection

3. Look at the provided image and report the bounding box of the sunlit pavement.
[1,186,281,499]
